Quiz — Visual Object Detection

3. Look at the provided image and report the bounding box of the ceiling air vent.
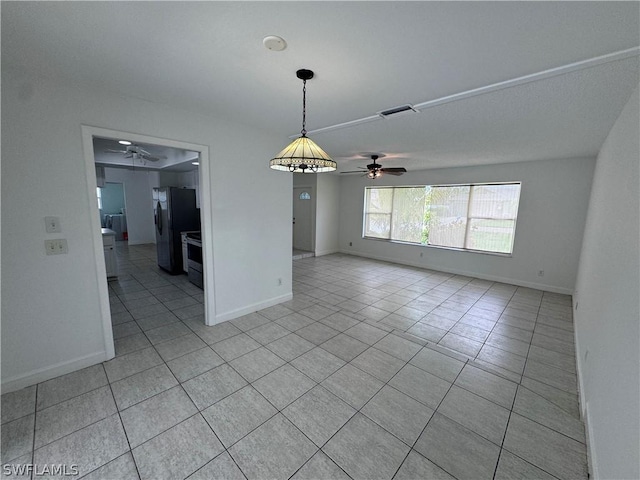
[378,104,418,119]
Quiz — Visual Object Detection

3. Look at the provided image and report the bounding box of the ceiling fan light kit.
[104,144,167,163]
[341,153,407,180]
[270,69,337,174]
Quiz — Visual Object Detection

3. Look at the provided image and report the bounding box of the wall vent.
[378,104,418,118]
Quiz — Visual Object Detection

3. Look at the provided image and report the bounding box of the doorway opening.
[293,186,315,260]
[81,126,215,360]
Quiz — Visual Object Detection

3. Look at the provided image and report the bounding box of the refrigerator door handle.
[156,201,163,234]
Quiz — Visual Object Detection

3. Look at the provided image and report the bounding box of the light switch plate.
[45,216,62,233]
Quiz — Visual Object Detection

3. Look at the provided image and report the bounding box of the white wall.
[315,174,340,256]
[104,167,157,245]
[1,66,292,391]
[339,157,595,293]
[573,84,639,480]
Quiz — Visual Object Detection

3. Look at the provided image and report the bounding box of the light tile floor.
[2,244,587,479]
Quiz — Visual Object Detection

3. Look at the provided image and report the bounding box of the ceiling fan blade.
[380,167,407,173]
[341,170,369,174]
[104,149,127,154]
[381,170,405,176]
[124,153,133,158]
[141,154,161,162]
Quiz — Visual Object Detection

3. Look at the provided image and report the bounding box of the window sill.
[362,236,513,258]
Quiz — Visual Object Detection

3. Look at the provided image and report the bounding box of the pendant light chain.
[301,79,307,136]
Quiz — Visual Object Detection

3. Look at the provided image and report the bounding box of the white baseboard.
[340,249,574,295]
[1,351,109,394]
[212,292,293,325]
[573,312,597,479]
[126,239,155,246]
[315,248,340,257]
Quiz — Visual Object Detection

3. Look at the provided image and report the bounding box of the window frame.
[362,181,521,256]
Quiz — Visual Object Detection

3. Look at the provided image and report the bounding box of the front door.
[293,187,313,251]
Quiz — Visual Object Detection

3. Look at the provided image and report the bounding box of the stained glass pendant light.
[270,69,336,173]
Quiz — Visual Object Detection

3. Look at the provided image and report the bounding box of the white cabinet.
[102,229,118,278]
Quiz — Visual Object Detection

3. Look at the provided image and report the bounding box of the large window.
[363,182,521,254]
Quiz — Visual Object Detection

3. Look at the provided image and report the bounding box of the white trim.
[341,249,574,295]
[315,248,340,257]
[80,125,217,338]
[214,293,293,324]
[1,351,109,394]
[81,126,116,360]
[573,308,597,479]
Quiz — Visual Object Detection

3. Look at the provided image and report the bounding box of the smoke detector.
[263,35,287,51]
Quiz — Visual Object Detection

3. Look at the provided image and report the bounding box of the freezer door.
[155,188,172,271]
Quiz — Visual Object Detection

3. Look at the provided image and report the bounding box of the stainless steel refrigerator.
[153,187,200,274]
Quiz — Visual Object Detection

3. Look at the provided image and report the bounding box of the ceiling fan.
[341,154,407,179]
[104,145,167,163]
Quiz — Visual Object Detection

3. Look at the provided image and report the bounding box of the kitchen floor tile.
[503,413,587,479]
[291,451,350,480]
[166,347,224,383]
[253,364,316,410]
[323,413,410,480]
[395,450,455,480]
[290,347,346,382]
[35,386,117,449]
[120,386,197,447]
[210,333,261,361]
[388,364,451,409]
[454,364,518,409]
[1,414,34,463]
[1,386,36,425]
[350,347,405,383]
[265,333,315,361]
[322,364,384,410]
[36,364,108,410]
[361,385,434,446]
[437,385,510,445]
[414,413,500,480]
[132,414,223,480]
[110,364,178,411]
[319,333,369,362]
[33,415,128,479]
[82,452,139,480]
[182,364,247,410]
[373,334,422,362]
[409,346,466,382]
[188,452,245,480]
[229,414,317,480]
[229,347,286,382]
[201,386,277,448]
[283,385,356,447]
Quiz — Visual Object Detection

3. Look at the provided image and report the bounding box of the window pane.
[427,186,470,248]
[469,184,521,219]
[365,188,393,213]
[467,219,516,253]
[364,213,391,238]
[391,187,426,243]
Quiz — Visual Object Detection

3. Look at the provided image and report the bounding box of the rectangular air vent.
[378,104,418,118]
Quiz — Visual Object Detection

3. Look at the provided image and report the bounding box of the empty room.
[2,2,638,480]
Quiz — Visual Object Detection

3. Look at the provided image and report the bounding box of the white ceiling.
[3,2,639,173]
[93,137,199,172]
